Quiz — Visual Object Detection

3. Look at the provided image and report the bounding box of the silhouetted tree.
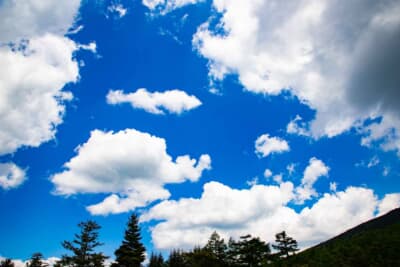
[148,252,164,267]
[204,231,227,263]
[26,253,48,267]
[272,231,298,258]
[0,259,14,267]
[113,214,146,267]
[0,259,15,267]
[228,235,270,267]
[57,220,108,267]
[166,250,186,267]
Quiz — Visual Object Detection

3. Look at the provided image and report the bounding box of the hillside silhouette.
[284,208,400,266]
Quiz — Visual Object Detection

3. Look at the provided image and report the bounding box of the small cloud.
[286,163,296,176]
[108,4,127,18]
[286,115,309,136]
[367,156,380,168]
[255,134,290,158]
[294,157,330,204]
[0,162,27,190]
[383,166,390,176]
[246,176,259,186]
[78,42,97,53]
[67,25,84,35]
[264,168,273,178]
[107,88,202,115]
[330,182,338,192]
[273,174,283,184]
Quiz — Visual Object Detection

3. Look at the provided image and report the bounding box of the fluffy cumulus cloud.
[187,0,400,155]
[0,0,80,42]
[107,88,202,115]
[0,163,26,190]
[0,0,82,158]
[51,129,211,215]
[378,193,400,215]
[295,157,330,203]
[255,134,289,158]
[141,180,395,251]
[141,181,294,249]
[0,34,79,155]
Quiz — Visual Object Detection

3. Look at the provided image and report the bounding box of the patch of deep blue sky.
[1,0,399,260]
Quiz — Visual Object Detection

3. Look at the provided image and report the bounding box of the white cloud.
[141,180,387,251]
[188,0,400,155]
[108,4,128,18]
[383,166,390,176]
[0,1,83,157]
[107,88,202,115]
[78,42,97,53]
[329,182,337,192]
[0,162,26,190]
[142,0,204,14]
[0,0,80,42]
[367,156,380,168]
[246,176,258,186]
[378,193,400,215]
[263,168,272,178]
[286,115,309,136]
[255,134,289,158]
[0,34,79,155]
[286,163,296,176]
[0,256,60,267]
[141,181,294,250]
[51,129,211,215]
[295,157,329,203]
[272,174,283,184]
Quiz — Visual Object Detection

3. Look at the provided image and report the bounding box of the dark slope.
[283,208,400,267]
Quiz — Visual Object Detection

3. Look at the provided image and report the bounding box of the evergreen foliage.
[166,249,186,267]
[57,220,108,267]
[228,235,271,267]
[204,231,227,262]
[112,214,146,267]
[272,231,298,258]
[148,253,164,267]
[0,259,14,267]
[26,253,48,267]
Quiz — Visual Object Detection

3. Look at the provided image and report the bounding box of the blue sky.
[1,0,400,264]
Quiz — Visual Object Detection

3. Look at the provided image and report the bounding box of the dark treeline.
[2,209,399,267]
[0,213,298,267]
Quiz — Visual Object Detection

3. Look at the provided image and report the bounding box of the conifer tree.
[113,214,146,267]
[148,253,164,267]
[0,259,14,267]
[166,250,186,267]
[272,231,299,258]
[204,231,227,262]
[58,220,108,267]
[26,253,48,267]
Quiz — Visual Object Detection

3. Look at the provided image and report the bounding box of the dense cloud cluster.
[0,0,83,189]
[141,180,391,250]
[144,0,400,155]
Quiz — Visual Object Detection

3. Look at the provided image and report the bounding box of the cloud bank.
[141,179,397,251]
